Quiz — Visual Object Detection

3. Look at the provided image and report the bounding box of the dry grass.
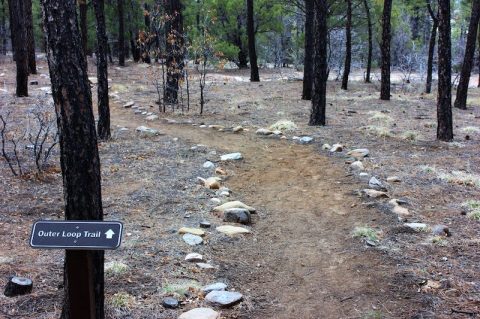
[359,125,393,138]
[368,111,394,123]
[401,130,421,141]
[437,170,480,188]
[353,226,380,241]
[269,119,298,132]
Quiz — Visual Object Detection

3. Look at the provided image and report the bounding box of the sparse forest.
[0,0,480,318]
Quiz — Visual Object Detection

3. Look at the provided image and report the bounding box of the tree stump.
[4,276,33,297]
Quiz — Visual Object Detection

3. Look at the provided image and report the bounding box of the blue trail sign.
[30,220,123,250]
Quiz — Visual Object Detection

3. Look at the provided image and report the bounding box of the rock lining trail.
[112,104,418,318]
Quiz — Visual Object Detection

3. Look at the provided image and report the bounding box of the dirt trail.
[113,107,417,318]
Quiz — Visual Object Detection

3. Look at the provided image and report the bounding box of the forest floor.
[1,57,480,319]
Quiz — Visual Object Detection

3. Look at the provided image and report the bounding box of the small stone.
[199,125,207,128]
[210,198,222,204]
[223,208,252,225]
[200,221,211,228]
[141,111,147,115]
[256,128,273,135]
[29,80,38,85]
[209,125,225,131]
[178,308,219,319]
[203,161,215,169]
[196,263,215,270]
[387,176,401,182]
[432,224,451,237]
[272,130,283,135]
[136,126,160,136]
[215,167,228,176]
[404,223,428,231]
[391,205,411,219]
[145,115,159,121]
[330,144,343,152]
[219,191,230,197]
[205,291,243,307]
[198,177,222,189]
[347,148,370,159]
[299,136,314,144]
[233,126,244,133]
[350,161,364,171]
[134,110,142,114]
[162,297,179,309]
[213,201,256,213]
[179,227,205,236]
[216,225,250,236]
[182,234,203,246]
[220,153,243,161]
[185,253,203,262]
[369,177,386,190]
[123,101,135,108]
[202,283,228,293]
[88,77,98,84]
[322,143,331,150]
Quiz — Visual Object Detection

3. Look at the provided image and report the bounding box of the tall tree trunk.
[454,0,480,110]
[246,0,259,81]
[141,2,151,63]
[164,0,183,104]
[437,0,453,141]
[79,0,88,57]
[8,0,28,97]
[341,0,352,90]
[310,0,328,126]
[1,0,6,55]
[24,0,36,74]
[380,0,392,100]
[478,24,480,88]
[363,0,372,83]
[93,0,110,140]
[426,0,438,94]
[129,0,140,62]
[40,0,104,318]
[302,0,314,100]
[117,0,125,66]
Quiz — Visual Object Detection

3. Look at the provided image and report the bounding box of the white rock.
[213,201,255,213]
[183,234,203,246]
[199,125,207,128]
[387,176,401,182]
[369,177,385,189]
[216,225,250,236]
[347,148,370,159]
[203,161,215,169]
[363,189,389,198]
[210,198,222,204]
[196,262,215,270]
[178,308,219,319]
[202,283,228,293]
[322,143,331,150]
[220,153,243,161]
[404,223,428,231]
[233,126,244,133]
[135,126,160,136]
[123,101,135,108]
[330,144,343,152]
[205,291,243,307]
[145,115,158,121]
[299,136,314,144]
[350,161,364,171]
[185,253,203,262]
[272,130,283,135]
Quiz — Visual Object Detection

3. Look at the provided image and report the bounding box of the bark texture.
[380,0,392,100]
[363,0,372,83]
[93,0,110,140]
[302,0,314,100]
[454,0,480,110]
[117,0,125,66]
[437,0,453,141]
[24,0,36,74]
[341,0,352,90]
[40,0,104,317]
[164,0,184,104]
[310,0,328,126]
[426,0,438,94]
[79,0,88,57]
[247,0,259,81]
[8,0,28,97]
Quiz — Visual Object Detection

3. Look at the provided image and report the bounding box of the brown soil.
[1,57,479,318]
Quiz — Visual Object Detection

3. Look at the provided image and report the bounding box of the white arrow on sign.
[105,229,115,239]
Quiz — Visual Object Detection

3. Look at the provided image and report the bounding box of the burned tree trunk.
[4,277,33,297]
[8,0,28,97]
[93,0,110,140]
[247,0,259,82]
[380,0,392,100]
[426,0,438,94]
[363,0,372,83]
[79,0,88,57]
[302,0,314,100]
[164,0,184,105]
[310,0,328,126]
[454,0,480,110]
[40,0,104,318]
[25,0,36,74]
[117,0,125,66]
[436,0,453,141]
[341,0,352,90]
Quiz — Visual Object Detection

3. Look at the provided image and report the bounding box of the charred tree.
[93,0,110,140]
[40,0,104,318]
[437,0,453,141]
[341,0,352,90]
[1,0,6,55]
[25,0,36,74]
[164,0,184,104]
[454,0,480,110]
[380,0,392,100]
[8,0,28,97]
[79,0,88,57]
[117,0,125,66]
[426,0,438,94]
[310,0,328,126]
[363,0,372,83]
[246,0,259,82]
[302,0,314,100]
